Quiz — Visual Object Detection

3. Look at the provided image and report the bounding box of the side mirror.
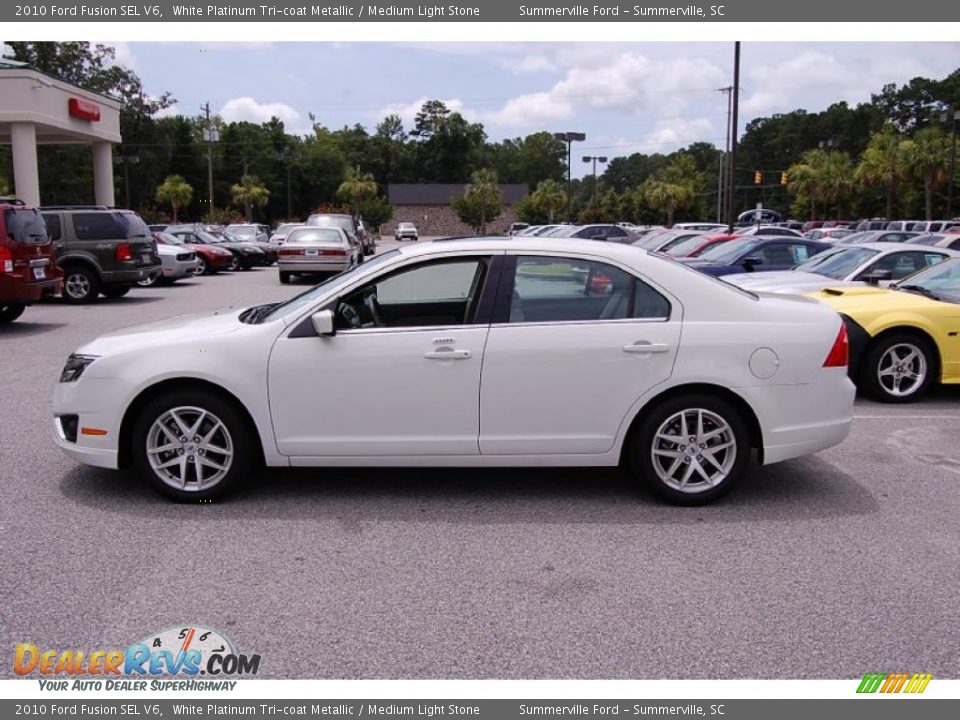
[862,269,893,285]
[311,309,336,336]
[742,256,763,270]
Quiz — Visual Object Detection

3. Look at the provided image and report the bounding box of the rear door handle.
[424,349,471,360]
[623,342,671,354]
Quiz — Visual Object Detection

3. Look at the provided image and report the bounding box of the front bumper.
[162,257,200,279]
[53,378,123,470]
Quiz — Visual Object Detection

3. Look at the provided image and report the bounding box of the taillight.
[823,323,849,367]
[320,249,346,256]
[0,246,12,273]
[279,248,302,256]
[115,243,133,261]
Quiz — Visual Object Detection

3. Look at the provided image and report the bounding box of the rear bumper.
[737,368,855,464]
[0,276,62,303]
[278,258,350,273]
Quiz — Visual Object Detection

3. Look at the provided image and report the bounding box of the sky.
[118,41,959,178]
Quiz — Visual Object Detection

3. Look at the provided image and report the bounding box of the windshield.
[158,232,184,246]
[663,235,711,257]
[3,208,49,244]
[793,246,879,279]
[230,226,256,237]
[893,259,960,303]
[696,238,760,263]
[636,229,676,249]
[196,231,224,244]
[261,250,401,322]
[904,234,944,246]
[276,224,299,234]
[398,222,415,229]
[309,215,356,233]
[546,225,581,238]
[287,228,344,244]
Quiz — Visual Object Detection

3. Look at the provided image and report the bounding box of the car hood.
[221,242,263,252]
[185,242,231,255]
[807,285,948,314]
[76,308,249,356]
[723,270,849,293]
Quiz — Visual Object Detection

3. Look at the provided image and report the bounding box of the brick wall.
[383,204,521,237]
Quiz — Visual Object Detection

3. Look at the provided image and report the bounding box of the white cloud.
[110,42,138,71]
[219,97,307,134]
[509,54,556,74]
[376,96,468,129]
[641,117,718,152]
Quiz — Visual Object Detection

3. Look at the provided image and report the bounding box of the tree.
[336,166,378,218]
[638,155,699,226]
[411,100,452,140]
[528,179,566,223]
[817,151,857,219]
[451,169,502,234]
[358,195,393,233]
[786,154,821,220]
[903,127,950,220]
[856,128,909,219]
[230,175,270,221]
[154,174,193,223]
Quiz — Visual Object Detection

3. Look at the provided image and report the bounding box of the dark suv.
[0,199,63,324]
[41,206,161,303]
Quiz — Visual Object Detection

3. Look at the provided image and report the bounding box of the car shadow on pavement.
[59,454,879,525]
[0,322,68,337]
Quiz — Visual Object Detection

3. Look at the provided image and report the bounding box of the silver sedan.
[278,226,359,284]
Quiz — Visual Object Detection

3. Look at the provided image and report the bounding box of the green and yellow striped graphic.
[857,672,933,694]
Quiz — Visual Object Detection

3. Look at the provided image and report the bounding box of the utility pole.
[554,132,586,222]
[717,86,733,223]
[202,102,219,220]
[725,42,740,231]
[582,155,608,206]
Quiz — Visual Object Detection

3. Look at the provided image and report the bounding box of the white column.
[92,141,115,207]
[11,122,40,207]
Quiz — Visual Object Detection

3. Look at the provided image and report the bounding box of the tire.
[279,271,291,284]
[629,394,750,505]
[0,304,26,324]
[61,265,100,304]
[101,285,131,299]
[196,257,209,276]
[227,255,240,271]
[137,272,161,288]
[131,389,255,501]
[860,333,936,403]
[241,259,254,271]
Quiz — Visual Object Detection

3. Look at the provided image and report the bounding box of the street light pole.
[582,155,608,206]
[553,132,586,222]
[942,110,960,218]
[202,102,220,220]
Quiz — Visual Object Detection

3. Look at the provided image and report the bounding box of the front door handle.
[424,348,471,360]
[623,342,671,354]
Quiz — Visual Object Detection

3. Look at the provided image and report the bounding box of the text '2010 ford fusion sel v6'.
[53,239,855,505]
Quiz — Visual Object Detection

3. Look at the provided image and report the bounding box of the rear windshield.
[287,228,344,244]
[72,211,150,240]
[308,215,356,233]
[4,208,49,245]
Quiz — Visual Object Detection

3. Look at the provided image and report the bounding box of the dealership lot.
[1,238,958,679]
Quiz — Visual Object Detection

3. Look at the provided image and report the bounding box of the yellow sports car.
[809,257,960,402]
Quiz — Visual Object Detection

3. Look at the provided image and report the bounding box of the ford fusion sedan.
[677,237,831,277]
[278,226,359,284]
[53,238,854,505]
[809,258,960,402]
[723,243,956,295]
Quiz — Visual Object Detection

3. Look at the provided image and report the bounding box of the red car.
[154,231,232,275]
[0,199,62,324]
[659,233,742,259]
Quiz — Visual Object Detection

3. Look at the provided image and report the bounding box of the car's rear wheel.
[196,257,210,275]
[101,285,131,299]
[132,390,254,501]
[630,394,750,505]
[279,271,291,284]
[0,304,26,324]
[137,272,161,287]
[62,265,100,304]
[227,255,239,271]
[861,333,935,403]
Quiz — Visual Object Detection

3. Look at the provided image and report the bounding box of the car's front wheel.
[630,394,750,505]
[861,333,935,403]
[196,257,209,276]
[132,390,254,501]
[0,304,26,324]
[226,255,240,271]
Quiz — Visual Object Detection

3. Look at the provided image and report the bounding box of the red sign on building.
[68,98,101,122]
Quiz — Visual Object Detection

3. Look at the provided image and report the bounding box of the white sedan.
[53,239,855,504]
[723,242,958,295]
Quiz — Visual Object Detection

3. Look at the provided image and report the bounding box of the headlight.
[60,354,97,383]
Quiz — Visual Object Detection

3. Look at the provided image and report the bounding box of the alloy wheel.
[650,408,737,493]
[65,272,91,299]
[145,406,234,492]
[877,342,926,398]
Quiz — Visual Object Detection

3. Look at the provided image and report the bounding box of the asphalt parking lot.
[1,236,958,679]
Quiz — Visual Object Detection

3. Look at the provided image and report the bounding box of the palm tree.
[903,127,950,220]
[336,166,378,219]
[787,149,829,220]
[464,169,502,234]
[640,178,695,226]
[230,175,270,222]
[817,151,856,219]
[856,129,908,220]
[529,179,566,223]
[155,174,193,223]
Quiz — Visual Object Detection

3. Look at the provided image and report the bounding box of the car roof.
[850,241,959,253]
[398,236,649,260]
